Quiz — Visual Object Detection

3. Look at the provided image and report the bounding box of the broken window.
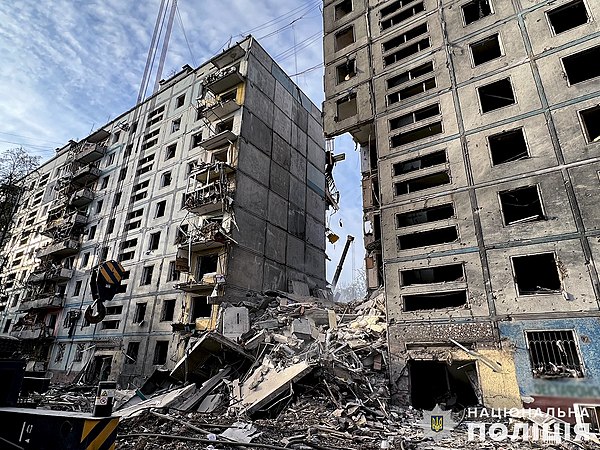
[401,263,464,286]
[409,360,479,410]
[336,93,357,121]
[382,24,428,52]
[381,2,425,30]
[393,150,446,176]
[125,342,139,364]
[387,61,434,90]
[153,341,169,365]
[148,231,161,251]
[160,171,172,187]
[387,77,436,104]
[196,254,219,280]
[167,261,181,282]
[96,200,103,214]
[396,204,455,227]
[470,34,502,66]
[526,330,583,378]
[512,253,561,295]
[216,118,234,133]
[175,94,185,108]
[88,225,97,240]
[74,343,85,362]
[499,185,544,225]
[547,0,589,35]
[106,305,123,315]
[191,296,211,320]
[398,226,458,250]
[580,105,600,143]
[395,170,451,194]
[334,0,353,20]
[133,303,146,323]
[161,299,175,321]
[404,290,467,311]
[390,105,441,132]
[391,121,443,147]
[488,128,529,165]
[462,0,493,25]
[55,343,65,363]
[336,59,357,84]
[562,46,600,85]
[100,176,109,189]
[335,26,355,51]
[478,78,515,113]
[73,280,82,296]
[101,320,120,330]
[107,218,115,234]
[384,38,430,67]
[192,133,203,148]
[576,405,600,433]
[156,200,167,218]
[165,144,176,160]
[171,119,181,134]
[140,265,154,286]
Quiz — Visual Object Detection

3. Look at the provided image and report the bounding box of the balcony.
[192,162,235,184]
[200,130,237,151]
[184,182,231,215]
[73,142,106,164]
[19,294,64,311]
[178,223,227,253]
[69,187,94,207]
[10,323,55,340]
[198,97,241,122]
[28,267,74,284]
[42,212,87,238]
[204,67,244,95]
[71,164,101,186]
[37,239,80,258]
[175,273,224,293]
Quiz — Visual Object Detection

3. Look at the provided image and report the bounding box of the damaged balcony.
[198,92,241,122]
[69,187,94,207]
[73,142,106,164]
[71,163,101,186]
[19,294,64,311]
[199,130,238,152]
[184,182,232,215]
[28,267,74,284]
[37,239,80,258]
[192,161,235,184]
[204,66,244,95]
[178,222,228,253]
[175,273,225,293]
[43,211,87,236]
[9,323,56,340]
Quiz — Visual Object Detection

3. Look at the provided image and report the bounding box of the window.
[462,0,493,25]
[74,343,85,362]
[547,0,589,35]
[384,38,431,67]
[403,290,467,311]
[161,299,176,321]
[396,204,455,227]
[106,153,116,166]
[121,238,138,249]
[166,144,177,162]
[88,225,97,240]
[171,119,181,133]
[107,218,115,234]
[148,232,161,251]
[102,320,120,330]
[387,61,434,89]
[192,133,203,148]
[153,341,169,365]
[74,280,82,296]
[216,118,234,134]
[397,226,459,249]
[390,105,441,131]
[499,185,544,225]
[382,24,428,52]
[381,2,425,30]
[187,161,196,175]
[387,78,436,104]
[100,247,109,261]
[118,168,127,181]
[106,305,123,315]
[575,405,600,433]
[336,59,357,84]
[580,106,600,143]
[167,261,181,282]
[125,342,140,364]
[562,46,600,85]
[488,128,529,165]
[159,171,172,188]
[335,27,355,51]
[470,34,502,66]
[81,252,90,268]
[175,94,185,108]
[191,296,211,319]
[96,200,104,214]
[156,200,167,218]
[113,192,122,207]
[335,0,352,20]
[391,122,443,147]
[55,343,66,363]
[336,93,357,121]
[140,265,154,286]
[393,149,446,176]
[134,303,147,323]
[401,264,464,286]
[512,253,561,295]
[478,78,515,113]
[100,176,109,189]
[526,330,583,378]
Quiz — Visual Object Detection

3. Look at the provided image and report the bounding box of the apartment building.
[322,0,600,414]
[0,37,330,387]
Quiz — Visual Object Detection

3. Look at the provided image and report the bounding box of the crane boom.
[332,235,354,289]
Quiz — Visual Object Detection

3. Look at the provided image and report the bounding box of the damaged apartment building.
[0,36,331,386]
[322,0,600,415]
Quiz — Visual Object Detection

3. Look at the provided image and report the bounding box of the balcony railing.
[10,323,56,340]
[178,222,227,253]
[184,182,231,215]
[71,164,101,186]
[69,187,94,207]
[199,130,237,151]
[28,267,74,284]
[204,66,244,94]
[37,239,80,258]
[19,294,64,311]
[192,161,235,184]
[73,142,106,164]
[198,97,241,122]
[175,273,224,293]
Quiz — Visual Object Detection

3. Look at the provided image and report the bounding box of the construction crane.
[331,235,355,290]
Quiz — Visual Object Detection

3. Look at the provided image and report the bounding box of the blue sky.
[0,0,364,290]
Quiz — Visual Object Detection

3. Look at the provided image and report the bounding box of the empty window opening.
[106,305,123,315]
[547,0,589,35]
[470,34,502,66]
[391,121,443,147]
[401,263,464,286]
[393,150,446,176]
[488,128,529,165]
[148,231,161,251]
[140,265,154,286]
[381,0,417,17]
[335,0,353,20]
[384,38,430,67]
[388,77,436,104]
[134,303,147,323]
[156,200,167,218]
[562,46,600,85]
[216,118,234,133]
[165,144,176,160]
[125,342,139,364]
[161,171,172,187]
[398,226,458,249]
[499,185,544,225]
[580,106,600,143]
[336,93,357,121]
[161,299,176,321]
[576,405,600,433]
[335,27,355,51]
[196,254,219,279]
[390,105,440,131]
[192,133,203,148]
[478,78,515,113]
[167,261,181,281]
[462,0,493,25]
[382,24,428,52]
[336,59,357,83]
[153,341,169,365]
[175,94,185,108]
[395,170,450,194]
[404,290,468,311]
[387,61,434,89]
[409,360,479,410]
[396,204,455,227]
[512,253,561,295]
[101,320,120,330]
[171,119,181,133]
[191,296,211,320]
[526,330,583,378]
[381,2,425,30]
